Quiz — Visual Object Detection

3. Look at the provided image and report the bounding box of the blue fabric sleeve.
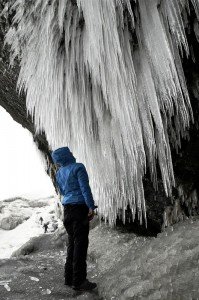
[76,164,96,209]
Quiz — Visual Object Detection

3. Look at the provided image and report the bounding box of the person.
[43,222,48,233]
[51,147,97,291]
[39,216,43,225]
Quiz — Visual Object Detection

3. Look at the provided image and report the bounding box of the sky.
[0,106,55,201]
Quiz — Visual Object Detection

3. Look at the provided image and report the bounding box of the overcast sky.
[0,106,55,201]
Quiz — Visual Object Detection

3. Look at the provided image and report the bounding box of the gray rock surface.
[0,215,28,230]
[0,217,199,299]
[89,217,199,299]
[0,252,101,300]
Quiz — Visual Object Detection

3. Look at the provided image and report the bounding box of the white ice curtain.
[5,0,199,225]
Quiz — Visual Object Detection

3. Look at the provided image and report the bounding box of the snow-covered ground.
[0,197,62,259]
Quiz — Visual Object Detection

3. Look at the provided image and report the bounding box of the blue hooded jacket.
[51,147,96,210]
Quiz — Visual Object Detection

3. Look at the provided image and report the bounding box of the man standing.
[51,147,97,291]
[43,222,48,233]
[39,216,43,225]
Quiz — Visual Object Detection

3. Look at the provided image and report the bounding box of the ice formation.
[4,0,199,225]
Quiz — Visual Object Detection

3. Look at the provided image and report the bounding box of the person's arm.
[76,164,97,210]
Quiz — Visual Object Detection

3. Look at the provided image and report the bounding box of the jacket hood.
[51,147,76,166]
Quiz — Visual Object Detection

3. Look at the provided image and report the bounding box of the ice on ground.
[88,217,199,299]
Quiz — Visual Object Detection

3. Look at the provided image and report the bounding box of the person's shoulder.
[75,162,85,167]
[72,162,86,173]
[73,162,85,170]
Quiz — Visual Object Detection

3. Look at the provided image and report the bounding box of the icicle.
[194,18,199,42]
[191,0,199,19]
[159,0,189,56]
[5,0,198,225]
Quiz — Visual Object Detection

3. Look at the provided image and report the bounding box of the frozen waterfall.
[4,0,199,225]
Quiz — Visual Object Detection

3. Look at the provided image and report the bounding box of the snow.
[4,0,199,225]
[0,197,61,259]
[0,107,55,201]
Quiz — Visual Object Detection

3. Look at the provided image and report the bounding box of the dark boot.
[73,279,97,291]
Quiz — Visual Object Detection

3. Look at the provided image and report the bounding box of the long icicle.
[5,0,198,225]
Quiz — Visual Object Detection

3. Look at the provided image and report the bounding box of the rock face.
[0,215,28,230]
[0,1,198,232]
[0,198,31,230]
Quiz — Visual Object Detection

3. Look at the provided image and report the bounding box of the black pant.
[63,204,89,286]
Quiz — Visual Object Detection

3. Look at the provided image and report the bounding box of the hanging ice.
[5,0,198,225]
